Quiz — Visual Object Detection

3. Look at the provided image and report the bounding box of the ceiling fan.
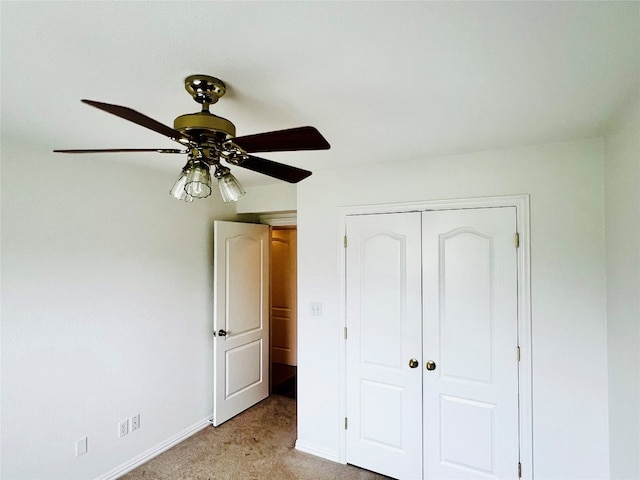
[54,75,330,202]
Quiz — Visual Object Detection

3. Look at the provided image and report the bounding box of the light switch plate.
[75,437,88,457]
[310,302,322,316]
[131,414,140,431]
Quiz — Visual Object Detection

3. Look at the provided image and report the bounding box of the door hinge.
[344,235,347,248]
[518,462,522,478]
[344,327,348,340]
[514,232,520,248]
[344,417,348,430]
[517,346,521,362]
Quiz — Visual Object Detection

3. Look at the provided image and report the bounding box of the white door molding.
[337,195,532,479]
[259,211,297,226]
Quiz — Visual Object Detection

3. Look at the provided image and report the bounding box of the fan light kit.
[55,75,330,202]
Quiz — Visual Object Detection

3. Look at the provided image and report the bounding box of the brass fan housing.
[173,112,236,139]
[174,75,236,140]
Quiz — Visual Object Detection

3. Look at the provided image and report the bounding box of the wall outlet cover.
[118,419,129,438]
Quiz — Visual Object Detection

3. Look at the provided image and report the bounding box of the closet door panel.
[345,212,423,480]
[423,207,519,479]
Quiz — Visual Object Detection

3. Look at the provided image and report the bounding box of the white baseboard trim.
[295,439,342,464]
[96,416,212,480]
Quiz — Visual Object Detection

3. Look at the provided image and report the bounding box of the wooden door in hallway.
[271,227,298,366]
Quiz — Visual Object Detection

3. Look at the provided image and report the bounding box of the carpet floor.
[121,395,391,480]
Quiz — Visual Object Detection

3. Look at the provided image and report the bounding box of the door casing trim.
[337,194,533,479]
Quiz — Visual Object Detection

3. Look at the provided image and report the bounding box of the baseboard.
[96,416,212,480]
[295,439,342,464]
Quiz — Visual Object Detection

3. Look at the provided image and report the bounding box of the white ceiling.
[2,1,639,187]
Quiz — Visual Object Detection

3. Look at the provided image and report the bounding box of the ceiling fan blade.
[81,100,191,144]
[232,126,330,153]
[237,155,312,183]
[53,148,185,154]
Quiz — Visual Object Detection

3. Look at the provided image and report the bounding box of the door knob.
[426,360,436,371]
[408,358,419,368]
[216,329,227,337]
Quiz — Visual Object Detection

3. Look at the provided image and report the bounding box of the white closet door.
[345,212,423,480]
[422,207,519,479]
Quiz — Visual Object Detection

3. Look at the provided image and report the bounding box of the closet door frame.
[337,194,532,479]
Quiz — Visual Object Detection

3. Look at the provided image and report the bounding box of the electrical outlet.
[118,419,129,438]
[75,437,88,457]
[131,414,140,431]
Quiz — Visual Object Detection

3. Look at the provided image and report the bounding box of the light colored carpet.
[121,395,391,480]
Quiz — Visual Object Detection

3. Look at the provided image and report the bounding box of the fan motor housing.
[173,112,236,140]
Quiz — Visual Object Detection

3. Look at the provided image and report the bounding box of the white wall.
[0,141,243,479]
[0,134,617,479]
[236,183,297,214]
[605,90,640,480]
[296,138,609,478]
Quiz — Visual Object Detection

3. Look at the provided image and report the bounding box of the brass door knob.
[426,360,436,371]
[409,358,419,368]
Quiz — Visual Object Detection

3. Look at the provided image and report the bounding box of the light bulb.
[184,161,212,199]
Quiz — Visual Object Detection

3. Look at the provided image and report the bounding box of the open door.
[213,221,270,426]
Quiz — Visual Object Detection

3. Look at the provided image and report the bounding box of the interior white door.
[345,212,423,480]
[422,207,519,479]
[213,221,270,427]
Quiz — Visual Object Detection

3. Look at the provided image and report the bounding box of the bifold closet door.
[345,212,423,480]
[422,207,519,479]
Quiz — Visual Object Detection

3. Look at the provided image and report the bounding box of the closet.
[345,207,520,479]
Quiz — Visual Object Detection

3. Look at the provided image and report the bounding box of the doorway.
[270,226,298,399]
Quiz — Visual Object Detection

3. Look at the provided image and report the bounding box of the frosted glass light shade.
[218,172,245,202]
[170,170,196,202]
[170,171,189,200]
[184,161,212,199]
